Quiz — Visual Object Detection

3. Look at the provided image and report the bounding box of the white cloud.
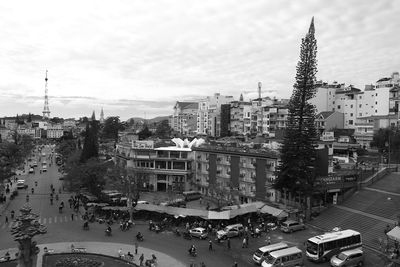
[0,0,399,119]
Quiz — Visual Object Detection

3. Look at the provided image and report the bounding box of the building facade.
[193,144,279,204]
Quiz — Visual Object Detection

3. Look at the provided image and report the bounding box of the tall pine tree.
[275,18,318,197]
[80,112,99,162]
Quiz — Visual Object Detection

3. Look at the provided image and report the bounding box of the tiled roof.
[376,77,391,83]
[317,111,335,119]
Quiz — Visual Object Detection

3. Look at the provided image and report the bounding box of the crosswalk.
[1,214,84,229]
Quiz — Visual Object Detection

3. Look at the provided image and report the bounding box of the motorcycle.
[83,222,89,230]
[174,229,181,237]
[136,235,144,241]
[189,249,197,257]
[105,228,112,236]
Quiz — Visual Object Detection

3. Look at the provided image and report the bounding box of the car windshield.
[337,253,347,261]
[306,241,318,255]
[264,254,275,264]
[254,249,263,257]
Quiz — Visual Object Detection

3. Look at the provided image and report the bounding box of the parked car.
[217,223,244,240]
[29,168,34,173]
[189,227,208,239]
[330,248,364,267]
[280,220,305,233]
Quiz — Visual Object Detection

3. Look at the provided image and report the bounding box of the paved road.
[0,145,389,266]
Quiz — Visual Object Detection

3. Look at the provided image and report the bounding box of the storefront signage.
[131,140,154,149]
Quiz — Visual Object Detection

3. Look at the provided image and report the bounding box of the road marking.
[43,218,46,224]
[1,224,6,229]
[38,218,41,223]
[54,216,57,223]
[48,217,52,224]
[64,215,68,222]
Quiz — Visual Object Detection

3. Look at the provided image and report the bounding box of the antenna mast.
[42,70,51,120]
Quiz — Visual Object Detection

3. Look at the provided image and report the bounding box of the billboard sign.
[131,140,154,149]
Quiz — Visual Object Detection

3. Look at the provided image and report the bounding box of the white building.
[47,124,64,139]
[197,93,234,136]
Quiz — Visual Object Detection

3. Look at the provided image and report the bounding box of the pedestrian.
[139,253,144,266]
[71,213,74,221]
[208,239,213,251]
[5,215,8,224]
[135,242,138,255]
[233,261,238,267]
[227,237,231,250]
[199,197,202,205]
[186,222,190,230]
[245,235,249,248]
[266,236,271,245]
[242,237,246,248]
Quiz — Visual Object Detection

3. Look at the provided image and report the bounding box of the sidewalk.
[0,242,186,267]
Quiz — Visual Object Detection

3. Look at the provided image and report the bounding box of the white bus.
[306,229,362,262]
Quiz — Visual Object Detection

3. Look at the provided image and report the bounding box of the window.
[350,113,353,117]
[375,110,378,113]
[349,120,353,125]
[350,104,353,108]
[337,105,341,109]
[359,104,362,108]
[359,113,362,116]
[375,101,378,105]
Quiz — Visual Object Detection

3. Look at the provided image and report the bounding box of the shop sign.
[131,140,154,149]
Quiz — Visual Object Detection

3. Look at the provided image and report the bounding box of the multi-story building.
[197,93,234,137]
[193,143,279,204]
[262,103,289,137]
[115,138,204,193]
[230,100,251,135]
[16,126,35,139]
[170,102,199,136]
[310,81,344,115]
[47,124,64,139]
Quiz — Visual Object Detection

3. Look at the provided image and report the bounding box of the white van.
[262,247,304,267]
[253,242,289,265]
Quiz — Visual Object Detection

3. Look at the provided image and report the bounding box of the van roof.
[258,242,288,253]
[341,248,363,256]
[269,247,302,258]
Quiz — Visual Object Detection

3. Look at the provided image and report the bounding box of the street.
[0,146,388,267]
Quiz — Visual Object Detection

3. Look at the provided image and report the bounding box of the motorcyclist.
[31,188,34,194]
[26,195,29,202]
[189,244,196,255]
[136,231,143,240]
[83,221,89,230]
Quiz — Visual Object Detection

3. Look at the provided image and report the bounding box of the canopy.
[86,202,108,207]
[102,206,129,211]
[387,226,400,242]
[260,205,288,218]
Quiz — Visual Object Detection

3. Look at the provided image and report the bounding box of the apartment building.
[193,144,279,204]
[115,138,204,193]
[47,124,64,139]
[170,101,199,136]
[197,93,234,137]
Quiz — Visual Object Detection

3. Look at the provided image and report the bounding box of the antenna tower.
[258,81,262,99]
[42,70,51,120]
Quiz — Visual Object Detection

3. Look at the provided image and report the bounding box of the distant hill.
[127,116,169,124]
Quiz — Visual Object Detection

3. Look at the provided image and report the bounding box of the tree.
[64,158,109,196]
[80,116,99,163]
[138,125,152,140]
[154,120,172,138]
[274,18,318,201]
[101,116,125,141]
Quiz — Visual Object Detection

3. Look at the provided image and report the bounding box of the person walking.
[135,242,138,255]
[227,237,231,250]
[242,237,246,248]
[5,215,8,224]
[208,239,213,251]
[233,261,238,267]
[71,213,74,221]
[139,253,144,266]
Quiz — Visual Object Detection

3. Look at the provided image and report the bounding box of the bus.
[306,229,362,262]
[182,191,202,201]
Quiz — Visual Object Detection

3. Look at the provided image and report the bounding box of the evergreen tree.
[80,114,99,163]
[275,18,318,196]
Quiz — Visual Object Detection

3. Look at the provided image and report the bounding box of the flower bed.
[43,253,138,267]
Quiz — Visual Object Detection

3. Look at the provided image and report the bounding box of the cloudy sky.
[0,0,399,120]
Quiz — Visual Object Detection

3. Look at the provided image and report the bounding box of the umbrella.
[387,226,400,242]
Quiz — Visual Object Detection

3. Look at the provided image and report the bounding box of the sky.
[0,0,399,120]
